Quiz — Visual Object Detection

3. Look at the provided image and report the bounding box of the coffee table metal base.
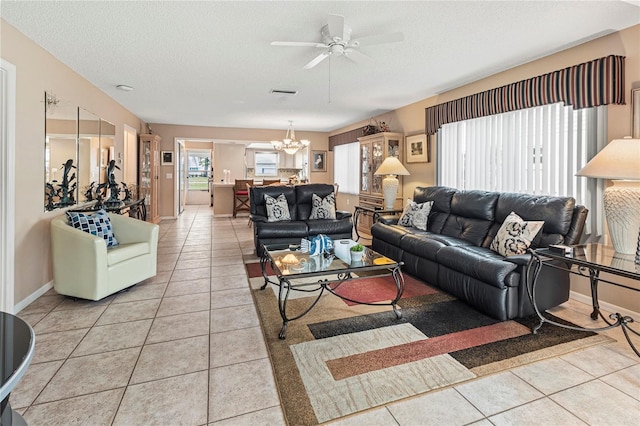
[260,251,404,339]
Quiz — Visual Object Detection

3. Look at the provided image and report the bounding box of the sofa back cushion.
[413,186,456,233]
[486,192,576,248]
[250,185,297,220]
[295,184,336,220]
[439,190,499,246]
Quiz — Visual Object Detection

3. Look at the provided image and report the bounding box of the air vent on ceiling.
[270,89,298,95]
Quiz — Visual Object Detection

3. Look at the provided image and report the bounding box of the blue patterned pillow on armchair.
[66,209,119,247]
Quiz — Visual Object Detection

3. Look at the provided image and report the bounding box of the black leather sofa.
[250,183,353,256]
[371,186,588,321]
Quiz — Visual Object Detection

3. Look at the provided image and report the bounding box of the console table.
[68,198,147,221]
[1,312,35,425]
[528,243,639,357]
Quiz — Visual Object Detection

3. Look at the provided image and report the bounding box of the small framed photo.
[405,134,430,163]
[161,151,173,165]
[312,150,327,172]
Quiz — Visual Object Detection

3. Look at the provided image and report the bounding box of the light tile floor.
[11,205,640,425]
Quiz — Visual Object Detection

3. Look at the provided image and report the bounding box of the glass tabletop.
[536,243,640,279]
[262,243,399,278]
[1,312,35,400]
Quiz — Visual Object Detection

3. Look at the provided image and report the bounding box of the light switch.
[166,173,172,179]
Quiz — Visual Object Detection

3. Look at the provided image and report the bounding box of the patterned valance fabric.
[425,55,625,135]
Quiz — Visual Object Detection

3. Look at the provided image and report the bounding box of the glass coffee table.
[260,243,405,339]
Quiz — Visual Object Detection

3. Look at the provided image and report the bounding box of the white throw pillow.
[490,211,544,257]
[398,199,433,231]
[264,193,291,222]
[309,193,336,220]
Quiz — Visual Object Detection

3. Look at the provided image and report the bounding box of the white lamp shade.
[374,156,410,176]
[576,138,640,180]
[576,137,640,254]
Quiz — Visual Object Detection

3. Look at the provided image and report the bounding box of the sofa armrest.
[377,215,399,225]
[250,214,268,223]
[504,254,531,266]
[336,210,352,220]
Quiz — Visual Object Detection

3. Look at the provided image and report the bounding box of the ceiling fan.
[270,14,404,69]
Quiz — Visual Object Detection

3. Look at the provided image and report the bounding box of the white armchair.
[51,213,159,301]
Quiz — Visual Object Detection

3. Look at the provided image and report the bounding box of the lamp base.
[604,180,640,254]
[382,175,398,210]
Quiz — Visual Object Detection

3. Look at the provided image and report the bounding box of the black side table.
[528,244,639,357]
[353,205,403,241]
[1,312,35,426]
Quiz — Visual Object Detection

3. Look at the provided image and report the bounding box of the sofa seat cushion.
[400,231,474,261]
[107,242,150,266]
[305,219,352,236]
[436,245,518,289]
[255,221,308,238]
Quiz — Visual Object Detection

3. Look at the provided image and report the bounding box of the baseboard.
[14,281,53,313]
[570,290,639,319]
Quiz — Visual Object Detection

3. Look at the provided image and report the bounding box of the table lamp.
[374,156,410,209]
[576,137,640,254]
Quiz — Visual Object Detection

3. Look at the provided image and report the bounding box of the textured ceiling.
[2,1,639,131]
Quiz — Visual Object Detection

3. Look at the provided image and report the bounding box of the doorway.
[177,140,186,214]
[186,149,212,205]
[0,59,16,313]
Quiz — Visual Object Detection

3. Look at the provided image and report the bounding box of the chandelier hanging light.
[271,121,310,155]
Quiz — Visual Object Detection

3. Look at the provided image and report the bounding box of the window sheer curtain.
[437,102,606,238]
[334,142,360,195]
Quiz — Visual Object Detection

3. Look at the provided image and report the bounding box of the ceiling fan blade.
[327,14,345,41]
[351,32,404,47]
[303,51,330,69]
[271,41,327,48]
[344,48,371,65]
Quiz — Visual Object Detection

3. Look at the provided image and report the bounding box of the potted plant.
[350,243,365,262]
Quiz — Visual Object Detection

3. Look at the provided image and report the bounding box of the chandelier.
[271,121,310,155]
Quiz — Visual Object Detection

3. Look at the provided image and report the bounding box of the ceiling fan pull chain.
[328,56,332,104]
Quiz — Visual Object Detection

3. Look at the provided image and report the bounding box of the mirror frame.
[44,92,78,211]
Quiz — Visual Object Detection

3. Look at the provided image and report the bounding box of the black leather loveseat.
[371,186,588,321]
[250,183,353,256]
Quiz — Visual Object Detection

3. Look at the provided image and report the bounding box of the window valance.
[328,126,367,151]
[425,55,625,135]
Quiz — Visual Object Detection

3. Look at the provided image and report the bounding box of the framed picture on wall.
[406,134,430,163]
[311,150,327,172]
[161,151,173,165]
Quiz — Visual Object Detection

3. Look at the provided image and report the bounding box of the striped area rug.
[246,260,613,425]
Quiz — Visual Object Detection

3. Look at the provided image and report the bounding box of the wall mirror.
[45,92,77,211]
[99,119,116,185]
[77,107,100,202]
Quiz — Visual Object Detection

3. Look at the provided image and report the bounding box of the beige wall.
[1,20,146,305]
[331,24,640,312]
[148,123,331,218]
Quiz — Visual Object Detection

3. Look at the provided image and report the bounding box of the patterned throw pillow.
[66,209,119,247]
[309,193,336,220]
[490,211,544,257]
[264,194,291,222]
[398,199,433,231]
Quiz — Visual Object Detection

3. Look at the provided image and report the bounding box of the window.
[438,102,605,237]
[333,142,359,195]
[254,152,278,177]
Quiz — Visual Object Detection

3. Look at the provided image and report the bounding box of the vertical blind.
[438,103,606,236]
[333,142,360,195]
